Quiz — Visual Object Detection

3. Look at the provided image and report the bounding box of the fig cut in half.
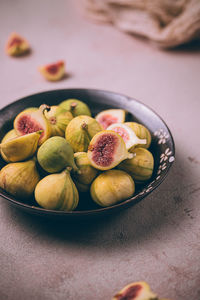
[107,123,146,150]
[87,130,133,171]
[5,32,30,56]
[14,106,51,146]
[95,109,125,129]
[112,281,158,300]
[38,60,65,81]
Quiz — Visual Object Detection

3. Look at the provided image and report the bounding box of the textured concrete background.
[0,1,200,299]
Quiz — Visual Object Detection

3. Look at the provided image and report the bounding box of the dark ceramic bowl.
[0,89,175,220]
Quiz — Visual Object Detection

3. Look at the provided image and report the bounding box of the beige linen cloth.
[82,0,200,48]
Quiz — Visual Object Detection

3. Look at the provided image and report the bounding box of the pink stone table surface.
[0,1,200,300]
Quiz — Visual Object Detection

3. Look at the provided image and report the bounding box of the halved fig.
[5,32,30,56]
[112,281,158,300]
[125,122,152,149]
[38,60,65,81]
[107,123,146,150]
[87,130,133,171]
[95,109,125,129]
[14,105,51,146]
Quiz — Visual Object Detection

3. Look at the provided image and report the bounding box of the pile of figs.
[0,98,154,211]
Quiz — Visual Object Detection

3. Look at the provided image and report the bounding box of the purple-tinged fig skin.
[89,133,118,167]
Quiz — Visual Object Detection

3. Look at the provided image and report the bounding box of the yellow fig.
[87,130,133,171]
[118,148,154,181]
[35,169,79,211]
[65,115,102,153]
[1,129,18,162]
[14,105,51,146]
[59,98,91,117]
[0,158,40,199]
[125,122,152,149]
[43,105,73,137]
[90,170,135,207]
[112,281,158,300]
[0,131,42,162]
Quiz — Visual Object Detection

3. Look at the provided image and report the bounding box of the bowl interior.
[0,89,175,218]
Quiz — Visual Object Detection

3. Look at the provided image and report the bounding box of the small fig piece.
[0,158,40,199]
[39,60,65,81]
[107,123,146,150]
[14,106,51,146]
[1,129,18,162]
[125,122,152,149]
[73,152,98,192]
[43,105,73,137]
[90,170,135,207]
[65,115,102,153]
[35,169,79,211]
[5,32,30,56]
[0,131,42,162]
[59,99,91,117]
[118,148,154,181]
[37,136,78,173]
[95,109,125,129]
[112,281,158,300]
[87,130,133,171]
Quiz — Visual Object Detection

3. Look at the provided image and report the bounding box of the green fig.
[118,148,154,181]
[91,170,135,207]
[59,98,91,117]
[35,169,79,211]
[43,105,73,137]
[0,158,40,199]
[65,115,102,153]
[37,136,78,173]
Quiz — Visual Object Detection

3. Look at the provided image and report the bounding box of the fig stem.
[127,153,135,159]
[70,102,77,111]
[39,104,51,113]
[81,122,88,130]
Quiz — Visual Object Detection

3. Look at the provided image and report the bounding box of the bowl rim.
[0,88,175,216]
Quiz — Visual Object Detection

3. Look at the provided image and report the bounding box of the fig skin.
[14,106,51,146]
[90,170,135,207]
[35,169,79,211]
[65,115,102,153]
[43,105,73,137]
[118,148,154,182]
[0,158,40,199]
[38,61,65,81]
[37,136,78,173]
[5,32,30,56]
[59,99,91,117]
[125,122,152,149]
[95,109,126,129]
[112,281,158,300]
[87,130,133,171]
[0,131,42,163]
[73,152,98,192]
[0,129,18,162]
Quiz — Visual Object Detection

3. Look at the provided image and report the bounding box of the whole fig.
[65,115,102,153]
[90,170,135,207]
[37,136,78,173]
[35,169,79,211]
[0,158,40,199]
[59,98,91,117]
[1,129,18,162]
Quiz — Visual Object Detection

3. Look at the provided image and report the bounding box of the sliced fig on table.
[5,32,30,56]
[38,60,65,81]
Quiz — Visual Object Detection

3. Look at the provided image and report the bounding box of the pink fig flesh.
[114,284,142,300]
[16,114,44,138]
[99,114,118,129]
[89,133,118,167]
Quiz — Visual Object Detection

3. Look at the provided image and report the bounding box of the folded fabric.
[82,0,200,48]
